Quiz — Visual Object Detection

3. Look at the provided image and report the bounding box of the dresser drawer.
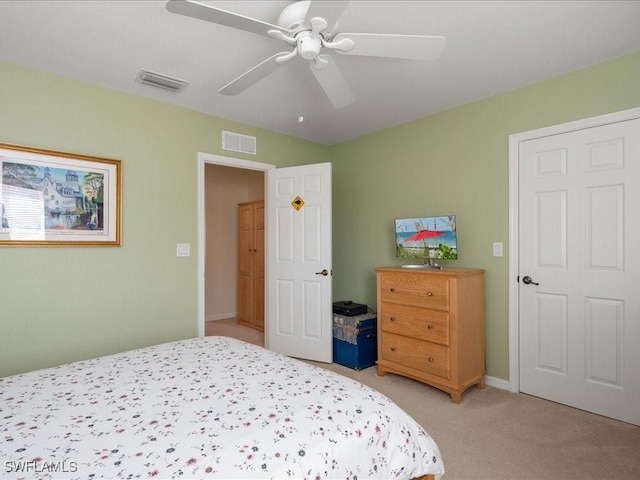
[380,332,450,379]
[379,272,449,310]
[380,302,449,346]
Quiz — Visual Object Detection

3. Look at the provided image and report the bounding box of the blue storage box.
[333,313,377,370]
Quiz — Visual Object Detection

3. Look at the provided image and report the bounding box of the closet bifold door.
[238,201,265,331]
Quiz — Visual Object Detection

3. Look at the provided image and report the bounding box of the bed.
[0,336,444,479]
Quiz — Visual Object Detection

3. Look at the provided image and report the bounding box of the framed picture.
[0,143,121,246]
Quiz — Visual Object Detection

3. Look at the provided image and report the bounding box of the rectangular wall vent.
[135,69,189,93]
[222,131,257,155]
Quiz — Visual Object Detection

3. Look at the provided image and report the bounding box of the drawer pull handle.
[390,347,396,352]
[390,316,396,322]
[427,291,433,296]
[390,287,395,292]
[427,324,434,330]
[428,357,435,363]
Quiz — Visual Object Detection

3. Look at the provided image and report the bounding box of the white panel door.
[265,162,332,362]
[519,118,640,425]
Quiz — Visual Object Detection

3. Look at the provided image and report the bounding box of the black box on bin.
[333,312,377,370]
[333,300,368,316]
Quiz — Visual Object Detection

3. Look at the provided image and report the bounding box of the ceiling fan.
[165,0,445,108]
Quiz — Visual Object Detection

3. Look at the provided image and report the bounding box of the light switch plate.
[493,242,503,257]
[176,243,190,257]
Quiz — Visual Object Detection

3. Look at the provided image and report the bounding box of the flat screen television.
[394,215,458,268]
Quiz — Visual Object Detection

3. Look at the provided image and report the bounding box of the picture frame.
[0,143,121,246]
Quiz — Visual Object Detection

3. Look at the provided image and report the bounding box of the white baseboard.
[485,375,511,391]
[206,312,237,322]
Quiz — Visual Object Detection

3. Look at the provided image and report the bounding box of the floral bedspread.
[0,336,444,479]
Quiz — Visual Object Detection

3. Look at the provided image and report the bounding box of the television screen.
[395,215,458,261]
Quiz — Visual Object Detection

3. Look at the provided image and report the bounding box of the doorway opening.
[197,153,275,341]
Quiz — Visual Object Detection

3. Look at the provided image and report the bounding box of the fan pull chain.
[297,60,304,123]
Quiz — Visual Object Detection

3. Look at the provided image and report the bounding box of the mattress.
[0,336,444,479]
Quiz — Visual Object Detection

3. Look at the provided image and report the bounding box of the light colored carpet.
[206,319,640,479]
[205,318,264,346]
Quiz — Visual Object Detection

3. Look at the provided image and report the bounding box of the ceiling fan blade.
[332,33,446,61]
[309,55,355,109]
[305,0,350,37]
[218,52,289,95]
[166,0,289,38]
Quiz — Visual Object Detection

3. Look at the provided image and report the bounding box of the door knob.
[522,275,539,286]
[315,269,329,276]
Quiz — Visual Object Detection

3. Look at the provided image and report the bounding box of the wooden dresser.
[376,267,485,403]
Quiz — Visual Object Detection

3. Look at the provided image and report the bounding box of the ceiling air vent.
[222,131,257,155]
[135,69,188,93]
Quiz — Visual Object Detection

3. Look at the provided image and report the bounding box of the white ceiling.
[1,1,639,145]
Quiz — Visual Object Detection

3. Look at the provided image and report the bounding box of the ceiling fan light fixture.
[298,34,322,60]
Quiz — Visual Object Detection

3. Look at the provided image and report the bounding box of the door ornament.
[291,195,305,211]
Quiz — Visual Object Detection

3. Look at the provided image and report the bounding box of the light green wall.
[2,51,639,380]
[331,51,640,380]
[0,61,328,377]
